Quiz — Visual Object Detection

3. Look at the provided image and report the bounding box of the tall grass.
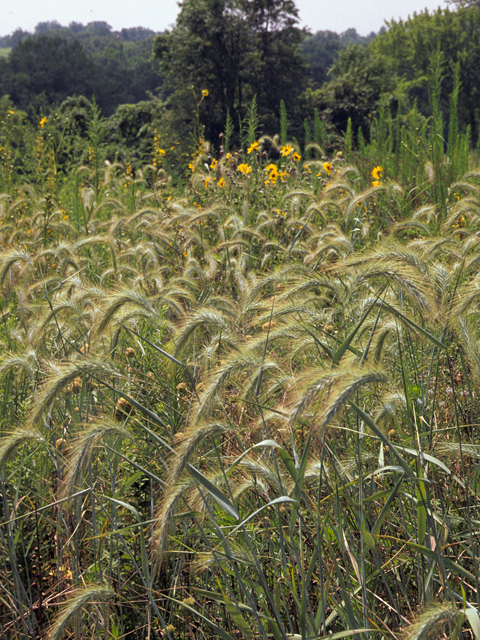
[1,86,480,640]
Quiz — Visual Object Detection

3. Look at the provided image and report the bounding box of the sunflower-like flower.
[372,165,383,186]
[323,161,333,175]
[247,140,261,154]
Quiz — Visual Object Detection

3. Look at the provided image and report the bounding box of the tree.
[371,7,480,137]
[300,31,345,89]
[312,44,395,135]
[0,36,99,113]
[153,0,307,143]
[301,28,378,90]
[0,30,162,117]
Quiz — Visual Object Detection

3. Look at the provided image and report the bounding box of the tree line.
[2,1,480,161]
[0,21,161,116]
[0,9,376,124]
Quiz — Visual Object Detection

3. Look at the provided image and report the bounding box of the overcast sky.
[1,0,449,38]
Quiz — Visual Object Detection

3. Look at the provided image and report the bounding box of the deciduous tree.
[153,0,307,142]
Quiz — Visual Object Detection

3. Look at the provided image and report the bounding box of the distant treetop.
[0,20,157,48]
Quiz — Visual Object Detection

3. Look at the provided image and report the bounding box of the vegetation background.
[2,1,480,639]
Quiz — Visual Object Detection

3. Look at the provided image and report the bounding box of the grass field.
[1,93,480,640]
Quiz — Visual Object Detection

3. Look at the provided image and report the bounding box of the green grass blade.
[187,463,240,520]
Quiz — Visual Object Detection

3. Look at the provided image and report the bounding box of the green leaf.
[394,538,476,582]
[416,467,427,546]
[398,445,465,488]
[64,395,81,425]
[382,300,446,350]
[226,439,294,480]
[227,496,297,540]
[187,464,239,520]
[333,289,383,365]
[260,600,284,640]
[218,581,254,640]
[349,402,415,478]
[277,446,298,482]
[274,581,282,617]
[361,522,376,551]
[466,608,480,640]
[371,473,405,536]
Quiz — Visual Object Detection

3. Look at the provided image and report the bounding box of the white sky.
[1,0,449,39]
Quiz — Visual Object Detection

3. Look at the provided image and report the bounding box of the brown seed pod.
[115,397,136,420]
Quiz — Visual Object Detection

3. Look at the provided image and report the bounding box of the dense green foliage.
[308,6,480,144]
[372,7,480,135]
[0,21,160,116]
[300,28,377,89]
[4,6,480,148]
[153,0,308,142]
[3,7,480,154]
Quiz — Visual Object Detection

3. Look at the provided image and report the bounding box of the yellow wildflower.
[39,116,47,128]
[280,144,293,156]
[452,215,466,229]
[218,177,226,188]
[372,166,383,186]
[323,161,333,175]
[247,140,261,154]
[265,164,278,185]
[265,163,278,174]
[201,89,209,97]
[237,163,252,175]
[210,158,218,170]
[292,152,301,162]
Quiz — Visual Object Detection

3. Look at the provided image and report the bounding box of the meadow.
[1,72,480,640]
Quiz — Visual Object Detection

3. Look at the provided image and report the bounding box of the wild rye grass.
[2,80,480,640]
